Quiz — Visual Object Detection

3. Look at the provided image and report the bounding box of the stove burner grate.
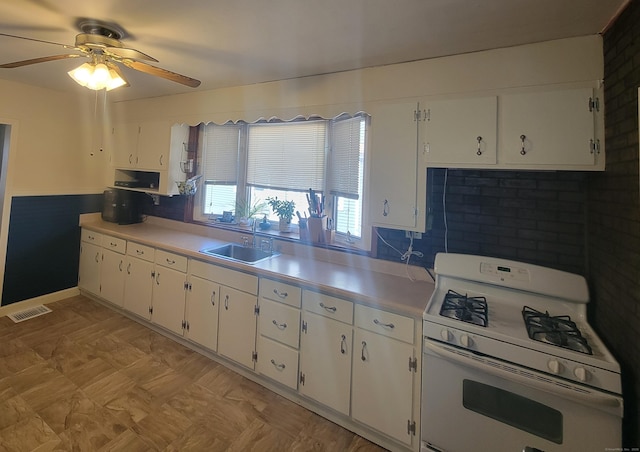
[522,306,592,355]
[440,290,488,327]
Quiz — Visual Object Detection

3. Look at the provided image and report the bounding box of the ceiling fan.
[0,18,201,90]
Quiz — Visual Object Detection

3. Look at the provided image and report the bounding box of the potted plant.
[266,197,296,232]
[235,198,267,226]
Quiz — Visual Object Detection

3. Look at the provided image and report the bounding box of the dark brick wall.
[376,168,588,275]
[592,0,640,446]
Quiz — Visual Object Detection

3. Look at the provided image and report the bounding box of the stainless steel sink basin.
[199,243,279,264]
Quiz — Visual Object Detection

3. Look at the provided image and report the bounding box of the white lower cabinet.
[78,241,102,295]
[184,274,220,351]
[151,250,188,336]
[352,304,419,447]
[100,248,126,307]
[123,243,155,320]
[299,290,354,416]
[218,285,258,369]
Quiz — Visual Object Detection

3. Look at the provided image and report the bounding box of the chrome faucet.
[251,218,258,248]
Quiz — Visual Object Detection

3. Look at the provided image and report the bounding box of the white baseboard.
[0,287,81,316]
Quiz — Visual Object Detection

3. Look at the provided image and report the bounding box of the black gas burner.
[440,290,488,327]
[522,306,592,355]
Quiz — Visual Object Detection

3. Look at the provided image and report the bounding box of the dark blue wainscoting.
[2,194,102,306]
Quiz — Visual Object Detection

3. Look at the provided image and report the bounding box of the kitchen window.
[194,113,369,247]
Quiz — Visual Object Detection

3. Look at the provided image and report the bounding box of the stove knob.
[460,334,473,348]
[440,329,452,342]
[574,366,589,382]
[547,359,563,374]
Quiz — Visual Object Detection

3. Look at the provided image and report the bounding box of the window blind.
[328,115,366,200]
[246,121,326,192]
[202,123,241,184]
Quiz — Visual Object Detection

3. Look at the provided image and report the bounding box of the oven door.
[421,338,622,452]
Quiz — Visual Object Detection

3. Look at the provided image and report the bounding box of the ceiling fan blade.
[120,60,201,88]
[0,54,84,68]
[105,46,158,62]
[0,32,71,49]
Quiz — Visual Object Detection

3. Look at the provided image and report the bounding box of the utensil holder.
[308,216,327,244]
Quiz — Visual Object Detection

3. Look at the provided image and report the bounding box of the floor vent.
[7,305,52,323]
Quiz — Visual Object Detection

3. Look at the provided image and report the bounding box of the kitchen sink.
[199,243,279,264]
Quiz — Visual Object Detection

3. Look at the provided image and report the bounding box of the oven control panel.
[480,262,530,283]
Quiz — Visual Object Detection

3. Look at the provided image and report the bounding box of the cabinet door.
[423,96,498,166]
[299,311,352,415]
[111,123,139,168]
[151,266,187,336]
[500,87,596,167]
[123,256,154,320]
[369,101,422,230]
[185,275,220,351]
[100,248,125,307]
[136,122,172,170]
[352,329,415,445]
[217,286,257,369]
[78,242,101,295]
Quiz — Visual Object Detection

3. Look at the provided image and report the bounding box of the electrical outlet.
[405,231,422,239]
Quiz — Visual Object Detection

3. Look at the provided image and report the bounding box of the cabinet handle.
[373,318,395,329]
[272,320,287,330]
[224,294,229,310]
[119,260,123,272]
[319,302,337,313]
[109,242,118,248]
[126,263,131,275]
[340,334,347,355]
[361,340,367,361]
[165,258,176,265]
[383,199,389,217]
[155,272,160,285]
[136,249,144,255]
[95,252,100,263]
[129,153,133,164]
[273,289,288,299]
[211,290,216,306]
[520,134,527,155]
[159,154,164,167]
[476,136,483,156]
[270,359,286,370]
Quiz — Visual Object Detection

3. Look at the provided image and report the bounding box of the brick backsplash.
[376,168,588,275]
[593,0,640,446]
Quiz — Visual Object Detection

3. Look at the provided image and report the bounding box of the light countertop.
[81,217,434,319]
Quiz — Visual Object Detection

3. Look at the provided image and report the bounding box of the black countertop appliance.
[102,189,145,225]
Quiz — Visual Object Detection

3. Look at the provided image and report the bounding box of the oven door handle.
[423,340,623,415]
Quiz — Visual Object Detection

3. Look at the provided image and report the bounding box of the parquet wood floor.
[0,295,386,451]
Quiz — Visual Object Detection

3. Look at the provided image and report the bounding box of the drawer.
[302,290,353,325]
[258,299,301,348]
[190,259,258,295]
[127,242,155,262]
[102,235,126,254]
[259,278,301,308]
[355,304,415,344]
[256,336,299,390]
[81,229,102,245]
[155,249,188,273]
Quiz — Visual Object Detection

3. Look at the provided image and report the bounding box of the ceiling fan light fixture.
[67,60,127,91]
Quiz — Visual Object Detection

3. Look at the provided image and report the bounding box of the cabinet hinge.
[186,321,189,331]
[181,320,186,330]
[301,320,308,333]
[409,357,418,372]
[184,281,191,291]
[407,420,416,436]
[151,271,155,279]
[590,138,601,154]
[149,306,153,315]
[299,372,305,385]
[254,305,260,315]
[589,96,600,112]
[252,351,258,362]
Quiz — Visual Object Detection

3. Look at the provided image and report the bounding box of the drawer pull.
[270,359,286,370]
[273,289,288,299]
[166,258,176,265]
[320,302,337,313]
[109,242,118,247]
[136,249,145,255]
[272,320,287,330]
[373,319,395,329]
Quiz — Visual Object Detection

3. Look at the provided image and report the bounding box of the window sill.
[191,219,369,255]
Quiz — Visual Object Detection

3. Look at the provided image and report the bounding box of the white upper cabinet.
[369,101,426,232]
[422,96,498,166]
[500,86,602,168]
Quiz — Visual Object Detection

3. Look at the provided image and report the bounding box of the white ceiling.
[0,0,628,102]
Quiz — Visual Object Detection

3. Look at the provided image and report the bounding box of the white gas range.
[421,253,623,452]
